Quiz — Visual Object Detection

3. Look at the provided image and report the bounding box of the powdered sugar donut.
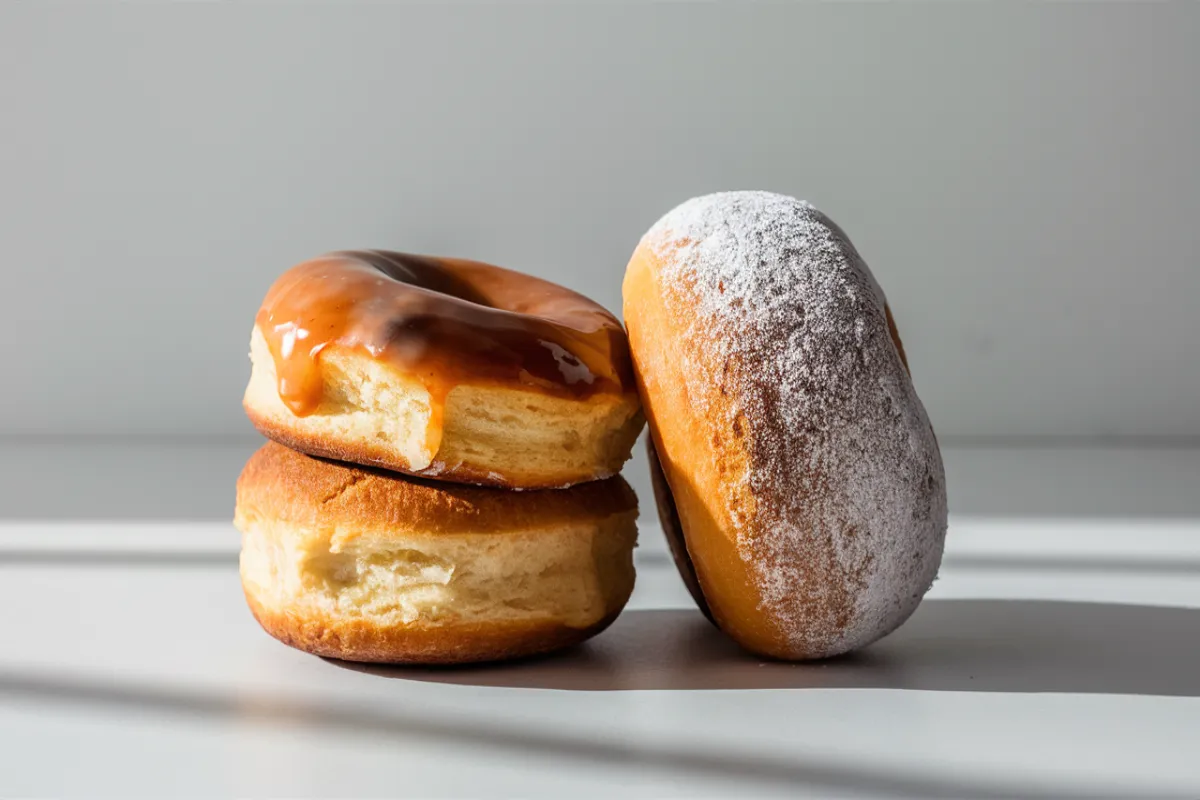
[623,191,947,660]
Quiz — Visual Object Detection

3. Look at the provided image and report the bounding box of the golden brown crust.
[235,442,638,665]
[244,589,621,665]
[646,437,713,624]
[236,440,638,534]
[625,243,777,655]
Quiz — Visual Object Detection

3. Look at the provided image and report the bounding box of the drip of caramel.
[255,252,636,443]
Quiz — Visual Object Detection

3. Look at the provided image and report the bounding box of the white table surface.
[1,440,1199,799]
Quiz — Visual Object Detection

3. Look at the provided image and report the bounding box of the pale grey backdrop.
[3,3,1197,439]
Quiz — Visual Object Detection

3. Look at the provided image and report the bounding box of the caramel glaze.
[256,251,637,455]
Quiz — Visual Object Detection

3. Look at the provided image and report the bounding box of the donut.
[623,191,947,661]
[243,250,644,489]
[234,442,638,664]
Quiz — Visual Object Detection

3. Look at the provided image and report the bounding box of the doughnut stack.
[236,193,948,666]
[234,251,645,664]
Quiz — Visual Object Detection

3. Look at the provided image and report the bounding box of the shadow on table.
[3,601,1197,799]
[0,663,1143,800]
[340,599,1200,697]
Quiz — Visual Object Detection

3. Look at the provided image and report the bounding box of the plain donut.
[235,442,639,664]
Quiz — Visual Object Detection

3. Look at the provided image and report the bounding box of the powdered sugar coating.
[644,191,947,658]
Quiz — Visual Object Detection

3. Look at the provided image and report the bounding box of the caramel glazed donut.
[244,251,644,489]
[624,191,948,661]
[235,442,639,664]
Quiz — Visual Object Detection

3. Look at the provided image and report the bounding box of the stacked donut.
[234,251,645,664]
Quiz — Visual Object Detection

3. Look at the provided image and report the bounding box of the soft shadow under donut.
[331,600,1200,697]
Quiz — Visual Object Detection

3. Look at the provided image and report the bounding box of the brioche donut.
[235,442,638,664]
[244,250,644,489]
[623,191,947,661]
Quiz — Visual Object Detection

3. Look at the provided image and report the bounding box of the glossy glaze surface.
[256,251,636,419]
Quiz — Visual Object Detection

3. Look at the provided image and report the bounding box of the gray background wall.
[3,3,1197,440]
